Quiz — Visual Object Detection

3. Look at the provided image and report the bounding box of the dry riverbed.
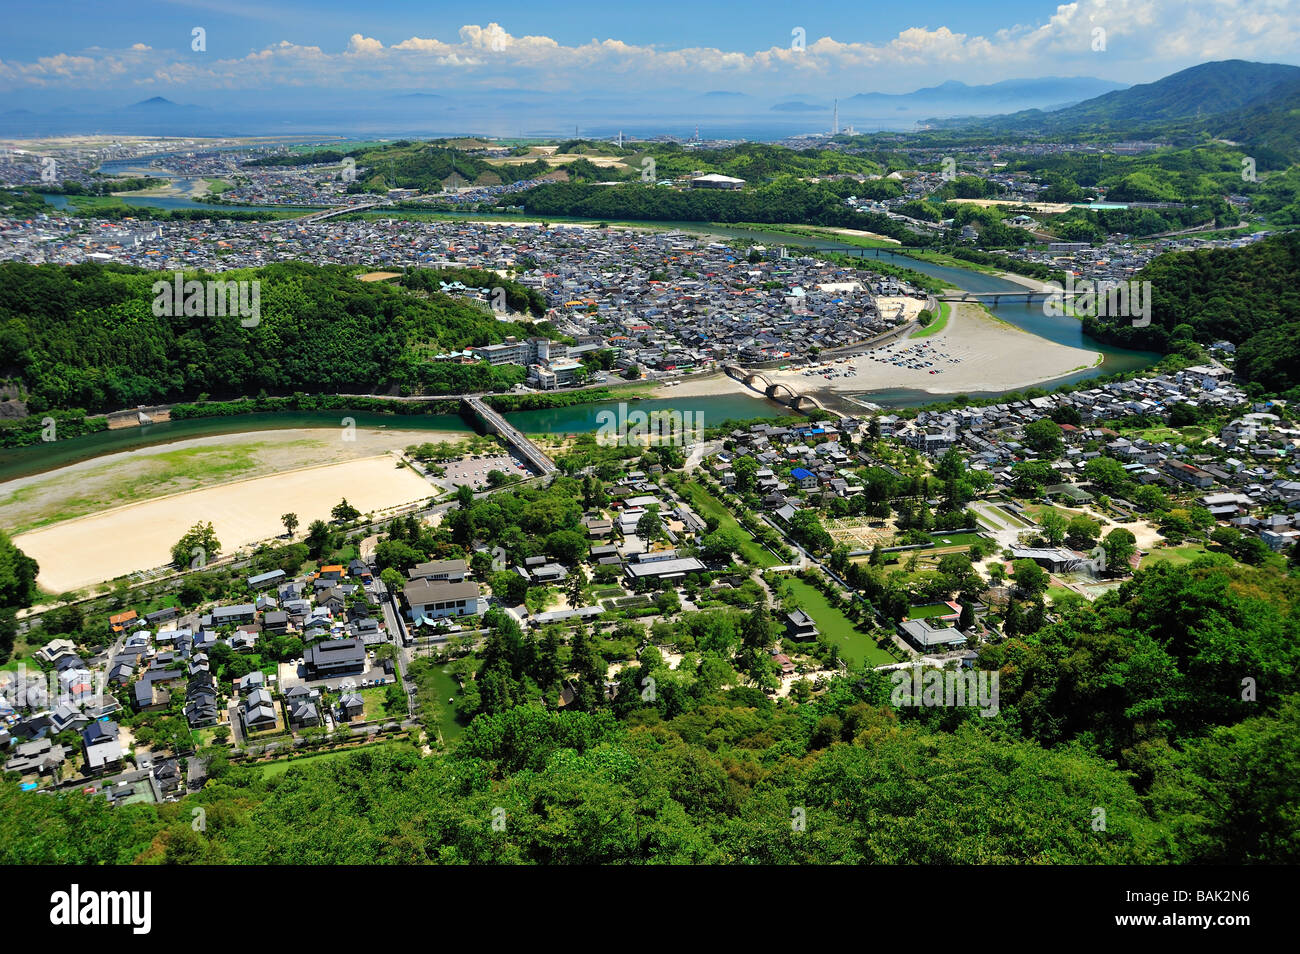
[1,426,469,592]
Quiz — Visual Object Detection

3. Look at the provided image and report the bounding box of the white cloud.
[0,2,1296,95]
[346,34,385,56]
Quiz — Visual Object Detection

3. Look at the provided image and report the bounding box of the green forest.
[246,141,555,191]
[520,179,933,244]
[0,261,548,415]
[1080,231,1300,396]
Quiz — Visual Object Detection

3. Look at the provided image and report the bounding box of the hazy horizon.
[2,0,1297,139]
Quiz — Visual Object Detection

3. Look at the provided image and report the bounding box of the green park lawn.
[679,481,779,567]
[1141,543,1213,567]
[929,531,984,547]
[907,602,958,620]
[783,577,897,667]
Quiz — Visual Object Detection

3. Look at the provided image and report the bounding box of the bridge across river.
[935,290,1055,305]
[296,200,387,223]
[461,395,558,476]
[723,365,824,414]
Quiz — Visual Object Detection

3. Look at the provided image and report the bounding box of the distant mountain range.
[766,77,1125,119]
[129,96,183,109]
[848,76,1126,115]
[1,61,1297,145]
[934,60,1300,155]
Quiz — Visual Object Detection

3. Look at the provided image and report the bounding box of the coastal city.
[0,0,1297,899]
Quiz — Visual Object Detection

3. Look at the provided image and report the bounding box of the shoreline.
[0,427,468,539]
[13,452,439,593]
[725,301,1100,402]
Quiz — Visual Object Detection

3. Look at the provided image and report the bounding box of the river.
[0,395,787,484]
[3,210,1160,483]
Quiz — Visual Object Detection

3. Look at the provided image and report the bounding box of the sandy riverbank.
[826,227,901,244]
[982,269,1060,294]
[0,427,468,537]
[762,301,1100,397]
[650,373,749,400]
[946,198,1076,215]
[653,296,1095,403]
[13,453,439,593]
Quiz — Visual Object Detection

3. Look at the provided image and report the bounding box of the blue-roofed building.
[790,467,818,489]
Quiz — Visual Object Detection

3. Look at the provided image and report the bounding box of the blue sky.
[1,0,1297,108]
[5,0,1064,58]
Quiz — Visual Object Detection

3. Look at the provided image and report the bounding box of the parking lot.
[276,658,396,693]
[440,453,529,490]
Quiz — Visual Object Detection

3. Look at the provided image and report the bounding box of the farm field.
[827,515,895,550]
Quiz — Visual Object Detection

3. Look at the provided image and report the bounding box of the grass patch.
[359,686,393,720]
[994,504,1033,528]
[1046,585,1077,604]
[909,301,951,338]
[258,741,415,778]
[1,629,38,671]
[782,577,896,667]
[0,438,325,533]
[1126,425,1209,444]
[408,659,470,743]
[678,481,779,567]
[928,531,983,547]
[906,602,957,620]
[1141,543,1213,567]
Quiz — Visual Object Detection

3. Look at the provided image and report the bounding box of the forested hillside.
[1026,60,1300,129]
[2,556,1295,864]
[1081,231,1300,396]
[0,262,544,413]
[942,61,1300,148]
[639,141,885,180]
[521,180,933,244]
[246,141,557,191]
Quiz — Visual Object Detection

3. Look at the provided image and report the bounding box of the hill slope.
[1045,60,1300,126]
[933,60,1300,152]
[1081,231,1300,396]
[0,262,550,414]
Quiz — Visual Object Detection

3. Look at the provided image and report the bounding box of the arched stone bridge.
[723,365,824,414]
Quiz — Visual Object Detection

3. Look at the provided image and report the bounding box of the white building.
[404,579,481,620]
